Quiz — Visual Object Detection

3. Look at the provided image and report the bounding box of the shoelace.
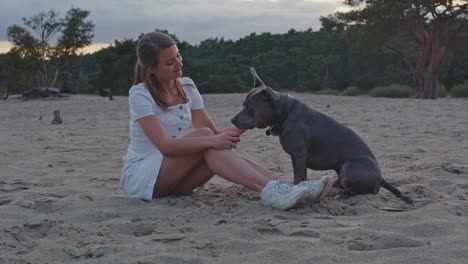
[273,182,294,194]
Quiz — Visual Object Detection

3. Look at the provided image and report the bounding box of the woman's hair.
[134,31,187,109]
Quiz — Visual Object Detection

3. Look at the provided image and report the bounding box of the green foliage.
[89,39,137,95]
[2,52,37,92]
[0,55,7,89]
[187,60,246,93]
[342,86,360,96]
[330,0,468,99]
[317,89,341,95]
[450,82,468,98]
[6,25,40,59]
[438,84,447,98]
[76,75,94,94]
[2,21,468,96]
[370,83,413,98]
[441,49,468,88]
[56,8,94,57]
[6,8,94,92]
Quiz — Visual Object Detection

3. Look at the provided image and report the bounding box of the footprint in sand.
[286,229,320,238]
[132,225,154,237]
[105,220,156,238]
[89,177,120,183]
[346,232,426,251]
[3,220,57,254]
[0,180,32,192]
[17,194,69,213]
[408,185,439,200]
[0,197,11,205]
[428,179,458,195]
[441,163,468,175]
[93,210,122,222]
[256,225,321,238]
[152,234,185,242]
[402,222,454,238]
[14,200,36,209]
[256,227,284,236]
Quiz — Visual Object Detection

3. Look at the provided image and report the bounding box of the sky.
[0,0,349,54]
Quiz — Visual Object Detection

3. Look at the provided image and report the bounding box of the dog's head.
[231,68,281,129]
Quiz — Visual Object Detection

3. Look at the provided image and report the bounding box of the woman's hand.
[219,126,247,136]
[210,131,241,150]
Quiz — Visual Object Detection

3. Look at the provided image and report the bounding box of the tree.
[0,54,8,99]
[91,38,137,95]
[7,8,94,93]
[325,0,468,98]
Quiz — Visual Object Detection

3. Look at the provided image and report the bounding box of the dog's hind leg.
[339,159,381,195]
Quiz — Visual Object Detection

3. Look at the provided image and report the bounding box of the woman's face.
[150,44,183,82]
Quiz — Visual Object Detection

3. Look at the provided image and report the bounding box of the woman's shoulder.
[129,82,150,95]
[180,77,197,88]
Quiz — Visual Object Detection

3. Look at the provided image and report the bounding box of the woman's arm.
[192,109,247,135]
[138,115,239,156]
[191,109,221,134]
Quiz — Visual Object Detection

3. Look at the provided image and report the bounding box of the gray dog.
[231,68,412,203]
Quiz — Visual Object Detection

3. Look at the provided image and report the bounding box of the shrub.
[317,89,341,95]
[450,81,468,98]
[438,84,447,98]
[342,86,360,96]
[370,83,413,98]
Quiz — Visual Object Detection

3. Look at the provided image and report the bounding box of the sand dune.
[1,93,467,264]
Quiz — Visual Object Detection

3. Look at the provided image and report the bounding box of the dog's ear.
[250,67,266,88]
[260,87,280,102]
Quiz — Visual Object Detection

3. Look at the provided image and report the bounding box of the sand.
[1,93,467,264]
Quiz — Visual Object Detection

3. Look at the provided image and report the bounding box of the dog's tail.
[381,179,413,204]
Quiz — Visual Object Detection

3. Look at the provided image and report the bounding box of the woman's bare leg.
[167,156,279,196]
[154,152,207,197]
[154,128,272,197]
[242,156,280,181]
[202,148,270,192]
[154,128,214,197]
[164,160,214,196]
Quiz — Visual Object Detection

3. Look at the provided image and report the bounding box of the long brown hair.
[134,31,188,109]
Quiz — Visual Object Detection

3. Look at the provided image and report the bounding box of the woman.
[121,31,333,210]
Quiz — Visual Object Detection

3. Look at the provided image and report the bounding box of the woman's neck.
[159,79,178,96]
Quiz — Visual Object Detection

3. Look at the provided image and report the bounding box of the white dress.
[121,77,204,200]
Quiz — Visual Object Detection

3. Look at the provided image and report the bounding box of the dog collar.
[266,94,289,136]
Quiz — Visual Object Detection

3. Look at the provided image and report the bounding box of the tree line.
[1,1,467,99]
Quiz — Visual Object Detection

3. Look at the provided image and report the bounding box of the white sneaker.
[260,180,310,210]
[297,176,334,206]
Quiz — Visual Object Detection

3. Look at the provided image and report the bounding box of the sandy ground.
[1,93,467,264]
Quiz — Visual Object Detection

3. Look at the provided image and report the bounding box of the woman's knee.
[185,127,215,137]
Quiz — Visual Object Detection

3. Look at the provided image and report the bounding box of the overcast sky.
[0,0,348,52]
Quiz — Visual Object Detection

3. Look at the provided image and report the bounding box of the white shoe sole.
[275,188,310,210]
[316,176,334,202]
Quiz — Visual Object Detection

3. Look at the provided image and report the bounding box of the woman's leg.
[202,148,270,192]
[153,128,214,197]
[171,161,214,195]
[167,155,280,196]
[154,128,272,197]
[242,156,280,181]
[154,153,213,197]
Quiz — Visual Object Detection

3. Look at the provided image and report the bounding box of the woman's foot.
[260,180,310,210]
[297,176,334,206]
